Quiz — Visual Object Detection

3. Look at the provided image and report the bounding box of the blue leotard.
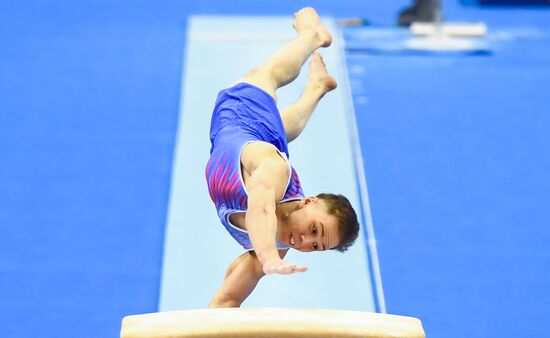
[205,83,304,251]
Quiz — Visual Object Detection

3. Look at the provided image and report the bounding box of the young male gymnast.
[205,8,360,308]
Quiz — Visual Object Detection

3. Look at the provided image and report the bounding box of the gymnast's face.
[279,197,340,252]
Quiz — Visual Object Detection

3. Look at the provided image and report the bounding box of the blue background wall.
[1,1,548,337]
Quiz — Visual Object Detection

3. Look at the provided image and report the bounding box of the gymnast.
[205,7,360,308]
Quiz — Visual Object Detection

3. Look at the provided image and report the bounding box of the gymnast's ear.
[301,196,318,206]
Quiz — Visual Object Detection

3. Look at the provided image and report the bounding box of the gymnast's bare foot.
[306,52,337,97]
[293,7,332,48]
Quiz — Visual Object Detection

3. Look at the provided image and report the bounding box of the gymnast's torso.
[205,82,305,251]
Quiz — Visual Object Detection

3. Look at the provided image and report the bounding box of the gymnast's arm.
[242,142,307,275]
[208,250,288,308]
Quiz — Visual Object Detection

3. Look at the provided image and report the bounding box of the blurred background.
[1,1,549,337]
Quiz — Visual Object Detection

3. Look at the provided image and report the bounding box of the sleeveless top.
[205,83,305,250]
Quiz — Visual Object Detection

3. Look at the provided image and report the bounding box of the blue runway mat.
[158,15,378,312]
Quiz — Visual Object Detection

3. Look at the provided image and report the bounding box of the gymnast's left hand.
[263,258,308,275]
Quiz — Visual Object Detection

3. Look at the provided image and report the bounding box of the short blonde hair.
[317,193,360,252]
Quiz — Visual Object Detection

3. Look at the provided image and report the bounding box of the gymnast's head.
[279,193,360,252]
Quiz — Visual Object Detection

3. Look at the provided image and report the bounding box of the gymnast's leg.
[281,52,337,142]
[238,7,332,100]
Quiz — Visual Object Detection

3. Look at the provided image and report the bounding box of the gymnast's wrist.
[259,251,281,266]
[208,296,241,308]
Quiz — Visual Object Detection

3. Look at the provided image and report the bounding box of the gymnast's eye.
[313,242,318,250]
[312,224,317,234]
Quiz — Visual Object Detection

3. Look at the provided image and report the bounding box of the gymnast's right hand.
[263,257,308,275]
